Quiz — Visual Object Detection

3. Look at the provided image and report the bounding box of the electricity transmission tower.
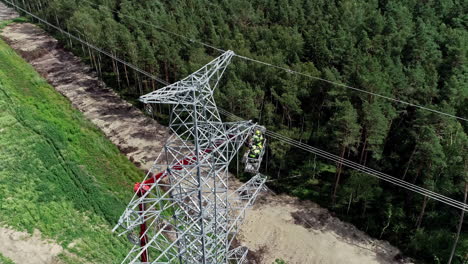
[113,51,267,263]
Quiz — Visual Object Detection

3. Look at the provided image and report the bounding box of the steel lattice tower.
[113,51,267,264]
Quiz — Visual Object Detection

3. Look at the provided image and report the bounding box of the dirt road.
[0,3,408,263]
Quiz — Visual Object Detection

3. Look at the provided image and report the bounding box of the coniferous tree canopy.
[11,0,468,262]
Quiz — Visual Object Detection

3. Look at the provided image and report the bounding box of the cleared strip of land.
[0,5,406,263]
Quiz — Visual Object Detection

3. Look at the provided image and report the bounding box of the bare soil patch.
[239,194,411,264]
[0,227,63,264]
[0,17,410,264]
[0,2,17,21]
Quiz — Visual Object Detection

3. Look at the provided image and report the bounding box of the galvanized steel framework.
[113,51,267,263]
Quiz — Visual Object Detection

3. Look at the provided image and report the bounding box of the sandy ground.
[240,195,407,264]
[0,4,410,263]
[0,227,62,264]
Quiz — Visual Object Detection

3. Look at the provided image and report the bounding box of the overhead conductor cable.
[80,0,467,122]
[6,0,467,212]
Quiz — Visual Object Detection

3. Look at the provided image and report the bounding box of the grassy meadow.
[0,36,142,263]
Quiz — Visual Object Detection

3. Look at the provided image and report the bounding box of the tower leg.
[138,193,149,262]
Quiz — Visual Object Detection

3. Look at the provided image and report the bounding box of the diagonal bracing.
[114,50,267,264]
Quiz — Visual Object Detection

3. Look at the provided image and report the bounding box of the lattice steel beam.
[114,51,266,264]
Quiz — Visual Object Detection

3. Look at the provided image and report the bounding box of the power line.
[80,0,467,122]
[3,0,170,87]
[80,0,226,54]
[235,55,467,122]
[6,1,467,212]
[266,131,467,211]
[218,108,468,212]
[6,2,462,258]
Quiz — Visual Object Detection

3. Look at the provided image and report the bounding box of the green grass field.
[0,36,143,263]
[0,253,14,264]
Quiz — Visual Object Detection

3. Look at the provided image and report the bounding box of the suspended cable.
[235,55,467,122]
[218,108,468,212]
[266,130,467,210]
[3,0,170,87]
[79,0,467,122]
[80,0,226,54]
[6,0,467,212]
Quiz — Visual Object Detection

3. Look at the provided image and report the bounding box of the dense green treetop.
[12,0,468,262]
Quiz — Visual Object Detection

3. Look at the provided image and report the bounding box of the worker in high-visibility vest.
[252,130,264,145]
[249,145,261,159]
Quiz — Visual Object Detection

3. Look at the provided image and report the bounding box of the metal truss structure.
[113,50,267,264]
